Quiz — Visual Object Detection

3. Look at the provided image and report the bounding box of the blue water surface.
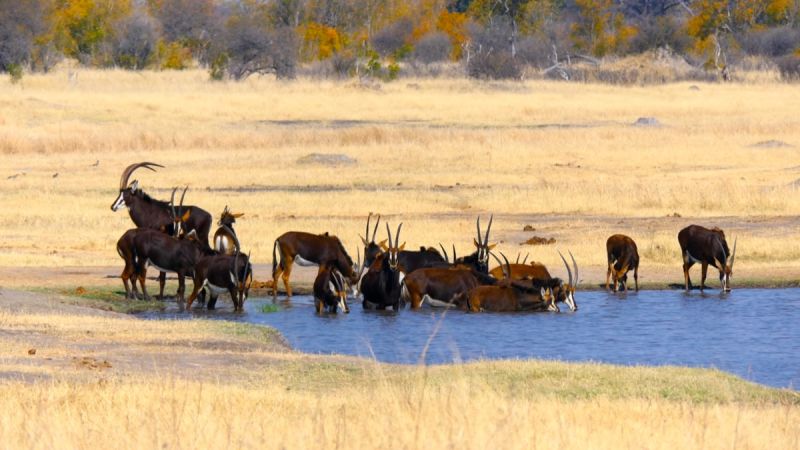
[139,288,800,389]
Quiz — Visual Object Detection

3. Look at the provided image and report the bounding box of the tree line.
[1,0,799,82]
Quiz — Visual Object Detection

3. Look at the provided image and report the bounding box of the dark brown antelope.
[401,265,497,309]
[213,206,244,255]
[117,187,188,300]
[606,234,640,292]
[111,162,213,244]
[466,253,559,313]
[313,265,350,314]
[272,231,357,298]
[678,225,737,292]
[454,215,496,273]
[361,223,405,310]
[187,249,252,312]
[358,213,445,278]
[487,251,578,312]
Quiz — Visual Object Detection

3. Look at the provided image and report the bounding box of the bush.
[628,16,691,55]
[740,27,800,58]
[215,15,299,80]
[113,13,160,70]
[371,19,413,58]
[466,20,521,80]
[413,32,451,64]
[775,55,800,81]
[515,37,552,68]
[0,0,47,74]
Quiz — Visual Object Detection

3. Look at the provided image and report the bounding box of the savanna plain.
[1,69,799,448]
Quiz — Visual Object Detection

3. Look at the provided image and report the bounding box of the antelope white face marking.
[215,236,227,253]
[398,271,405,285]
[111,192,126,211]
[294,255,318,267]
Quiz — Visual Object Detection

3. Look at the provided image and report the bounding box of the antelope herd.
[111,162,738,315]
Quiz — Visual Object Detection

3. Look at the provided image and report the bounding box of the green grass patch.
[260,303,281,313]
[29,286,166,314]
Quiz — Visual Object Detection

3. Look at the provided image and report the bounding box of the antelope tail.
[272,239,279,278]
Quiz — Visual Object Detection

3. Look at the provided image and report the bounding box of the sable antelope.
[360,213,385,274]
[132,191,212,304]
[187,249,252,311]
[116,229,143,299]
[678,225,737,292]
[272,231,357,298]
[606,234,640,292]
[401,266,497,309]
[466,253,559,313]
[111,162,213,244]
[313,266,350,314]
[213,206,244,255]
[487,252,579,312]
[454,215,496,273]
[361,223,405,311]
[117,187,188,300]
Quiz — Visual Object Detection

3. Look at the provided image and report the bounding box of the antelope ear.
[360,235,368,246]
[232,213,244,218]
[399,242,406,251]
[487,243,497,250]
[540,287,546,297]
[186,229,198,240]
[129,180,139,192]
[473,238,480,248]
[378,239,389,251]
[181,209,191,222]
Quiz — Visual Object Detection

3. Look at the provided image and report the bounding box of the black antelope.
[111,162,213,244]
[213,206,244,255]
[313,266,350,314]
[678,225,737,292]
[466,253,559,313]
[454,215,496,273]
[187,250,252,312]
[360,223,405,310]
[359,213,446,276]
[606,234,640,292]
[488,251,578,312]
[271,231,357,298]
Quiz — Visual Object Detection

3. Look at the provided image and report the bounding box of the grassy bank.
[0,288,798,449]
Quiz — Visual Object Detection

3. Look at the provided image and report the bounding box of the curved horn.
[178,186,188,216]
[395,223,403,247]
[222,224,240,252]
[385,222,393,248]
[365,214,372,244]
[516,253,521,264]
[119,162,163,190]
[729,238,737,269]
[490,252,507,279]
[439,243,449,263]
[452,244,457,263]
[500,251,511,280]
[522,253,529,265]
[169,187,178,219]
[484,214,493,246]
[476,216,483,246]
[569,250,578,287]
[372,214,381,243]
[558,251,573,287]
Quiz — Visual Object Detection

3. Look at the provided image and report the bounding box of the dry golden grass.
[1,378,798,450]
[1,68,800,284]
[1,291,798,449]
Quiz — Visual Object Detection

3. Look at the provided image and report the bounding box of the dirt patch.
[749,140,793,149]
[297,153,357,166]
[523,225,536,231]
[632,117,661,127]
[72,356,112,370]
[521,236,556,245]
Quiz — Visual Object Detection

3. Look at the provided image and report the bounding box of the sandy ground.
[2,212,800,292]
[0,288,379,384]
